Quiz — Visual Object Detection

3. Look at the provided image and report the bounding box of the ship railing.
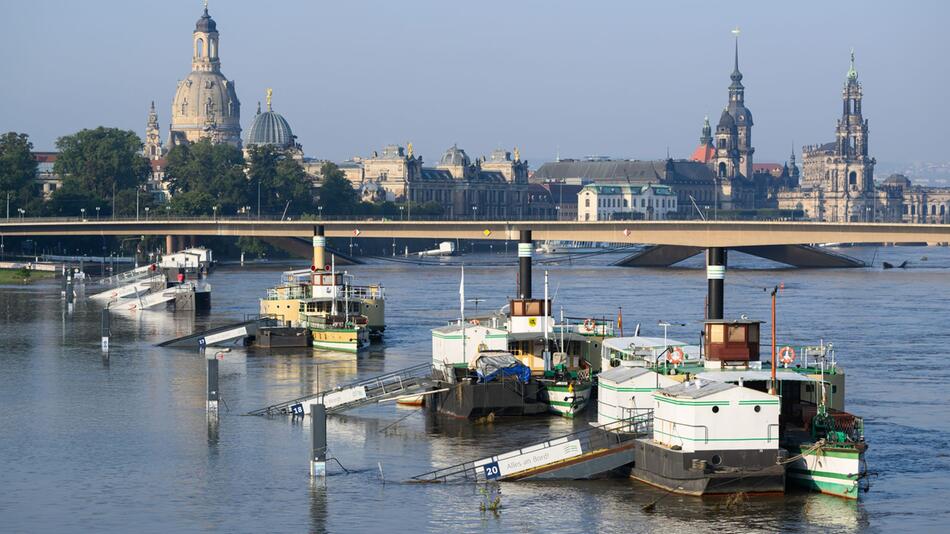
[410,411,654,483]
[346,285,385,300]
[652,416,709,444]
[263,285,311,301]
[247,362,433,416]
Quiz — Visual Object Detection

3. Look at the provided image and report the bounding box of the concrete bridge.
[3,218,949,267]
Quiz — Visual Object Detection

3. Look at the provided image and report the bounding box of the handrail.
[652,416,710,444]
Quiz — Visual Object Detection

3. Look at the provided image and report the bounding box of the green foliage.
[0,132,38,207]
[317,162,358,216]
[236,236,276,258]
[167,190,217,217]
[16,267,31,279]
[53,127,150,199]
[246,145,314,217]
[165,139,248,214]
[45,179,105,217]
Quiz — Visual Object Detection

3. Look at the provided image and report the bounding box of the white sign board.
[202,327,248,346]
[484,439,583,479]
[320,386,367,409]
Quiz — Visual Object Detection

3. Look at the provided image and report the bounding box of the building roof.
[541,183,583,204]
[244,108,295,148]
[658,380,734,399]
[581,183,675,196]
[440,144,469,166]
[752,163,783,176]
[33,152,58,163]
[690,143,716,164]
[883,174,911,187]
[598,366,652,384]
[195,7,217,33]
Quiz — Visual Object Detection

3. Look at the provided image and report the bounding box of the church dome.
[195,8,217,33]
[440,144,469,166]
[170,70,241,141]
[717,109,736,130]
[244,99,294,148]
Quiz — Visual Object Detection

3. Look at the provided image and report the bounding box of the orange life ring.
[583,318,595,331]
[779,346,796,365]
[469,319,480,326]
[668,346,685,365]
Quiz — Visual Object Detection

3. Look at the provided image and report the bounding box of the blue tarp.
[475,353,531,384]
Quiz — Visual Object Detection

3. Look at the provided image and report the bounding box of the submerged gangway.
[95,264,158,286]
[411,412,654,483]
[89,274,165,301]
[247,362,434,416]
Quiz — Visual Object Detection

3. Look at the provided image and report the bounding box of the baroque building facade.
[168,6,241,147]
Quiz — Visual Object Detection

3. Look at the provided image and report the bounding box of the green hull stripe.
[653,429,777,442]
[787,467,859,481]
[738,400,779,405]
[788,474,858,498]
[546,385,593,393]
[655,396,729,406]
[547,399,589,407]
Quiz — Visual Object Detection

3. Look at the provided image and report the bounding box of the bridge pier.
[706,248,726,320]
[165,235,174,255]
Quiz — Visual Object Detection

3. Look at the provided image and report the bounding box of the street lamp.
[318,206,323,220]
[212,206,218,221]
[80,208,86,221]
[472,205,478,221]
[96,206,100,221]
[165,205,170,219]
[18,208,24,220]
[145,206,150,221]
[399,205,404,221]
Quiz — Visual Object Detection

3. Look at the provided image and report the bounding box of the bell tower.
[192,1,220,73]
[145,101,163,159]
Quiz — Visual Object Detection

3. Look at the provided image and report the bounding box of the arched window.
[932,204,938,215]
[196,38,204,57]
[718,162,727,177]
[941,205,946,216]
[849,171,857,185]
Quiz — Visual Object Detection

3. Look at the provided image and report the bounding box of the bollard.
[311,404,327,478]
[207,357,219,413]
[101,309,111,353]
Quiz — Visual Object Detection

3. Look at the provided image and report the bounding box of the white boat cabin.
[601,336,700,370]
[597,367,678,428]
[431,323,507,368]
[653,381,780,453]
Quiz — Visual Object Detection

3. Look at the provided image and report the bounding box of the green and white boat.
[541,377,593,418]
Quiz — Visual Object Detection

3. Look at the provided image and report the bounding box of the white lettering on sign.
[320,386,367,409]
[493,439,583,478]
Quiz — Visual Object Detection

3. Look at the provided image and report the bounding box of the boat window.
[727,325,746,342]
[709,324,725,343]
[710,454,722,465]
[711,406,720,414]
[754,405,761,413]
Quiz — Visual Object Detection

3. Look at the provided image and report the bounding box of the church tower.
[145,101,163,160]
[169,3,241,147]
[835,50,873,193]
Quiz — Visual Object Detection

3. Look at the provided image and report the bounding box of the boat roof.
[432,323,505,335]
[696,369,819,383]
[604,336,689,351]
[658,380,734,399]
[598,366,653,383]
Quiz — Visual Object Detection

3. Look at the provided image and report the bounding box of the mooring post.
[100,309,110,353]
[207,357,219,414]
[706,247,726,320]
[518,230,533,299]
[311,403,328,478]
[65,269,74,310]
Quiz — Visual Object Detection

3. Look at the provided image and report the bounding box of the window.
[585,198,590,208]
[849,171,857,185]
[711,406,720,414]
[623,199,628,208]
[196,38,204,57]
[641,198,645,208]
[719,162,727,177]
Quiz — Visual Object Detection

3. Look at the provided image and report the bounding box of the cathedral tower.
[835,50,873,193]
[145,101,163,159]
[169,3,241,147]
[712,31,754,181]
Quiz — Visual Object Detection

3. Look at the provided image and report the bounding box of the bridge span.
[2,219,948,267]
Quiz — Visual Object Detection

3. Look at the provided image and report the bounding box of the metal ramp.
[248,362,434,416]
[95,264,158,286]
[89,274,165,301]
[157,316,280,348]
[411,412,653,483]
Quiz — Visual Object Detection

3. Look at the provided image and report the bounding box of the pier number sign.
[483,461,501,480]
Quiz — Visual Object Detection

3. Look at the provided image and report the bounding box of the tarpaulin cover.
[475,353,531,384]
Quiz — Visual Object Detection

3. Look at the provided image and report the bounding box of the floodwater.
[2,245,949,533]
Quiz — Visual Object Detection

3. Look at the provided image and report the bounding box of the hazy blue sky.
[1,0,947,167]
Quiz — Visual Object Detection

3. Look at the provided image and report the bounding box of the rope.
[776,438,825,465]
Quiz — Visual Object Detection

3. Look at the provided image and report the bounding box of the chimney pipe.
[313,225,326,271]
[518,230,532,299]
[706,247,726,321]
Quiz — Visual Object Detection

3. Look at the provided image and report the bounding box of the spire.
[730,27,743,84]
[700,115,712,145]
[847,47,858,81]
[256,101,261,115]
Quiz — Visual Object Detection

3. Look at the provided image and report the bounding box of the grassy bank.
[0,268,56,284]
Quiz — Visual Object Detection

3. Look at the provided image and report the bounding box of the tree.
[166,190,216,217]
[0,133,38,213]
[164,139,248,214]
[246,145,314,217]
[317,162,358,216]
[53,127,150,199]
[44,179,105,217]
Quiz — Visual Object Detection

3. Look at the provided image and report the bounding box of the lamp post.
[399,205,404,221]
[472,205,478,221]
[257,179,261,219]
[212,206,218,221]
[136,187,140,221]
[5,191,9,219]
[145,206,150,221]
[318,206,323,220]
[96,206,100,221]
[165,205,170,219]
[80,208,86,221]
[18,208,24,221]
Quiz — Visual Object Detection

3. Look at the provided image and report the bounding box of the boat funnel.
[518,230,532,299]
[313,225,326,272]
[706,247,726,320]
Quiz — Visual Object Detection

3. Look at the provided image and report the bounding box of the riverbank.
[0,268,55,284]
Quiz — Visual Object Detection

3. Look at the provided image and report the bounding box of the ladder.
[247,362,434,416]
[411,411,654,483]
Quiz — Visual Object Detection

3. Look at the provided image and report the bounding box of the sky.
[1,0,948,168]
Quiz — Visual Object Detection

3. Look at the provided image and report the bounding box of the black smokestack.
[518,230,532,299]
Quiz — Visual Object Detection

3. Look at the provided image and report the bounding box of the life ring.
[779,346,796,365]
[667,346,685,365]
[583,318,595,331]
[469,319,480,326]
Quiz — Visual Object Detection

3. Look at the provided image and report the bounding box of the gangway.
[89,274,165,301]
[247,362,434,416]
[411,412,653,483]
[95,264,158,286]
[158,315,282,348]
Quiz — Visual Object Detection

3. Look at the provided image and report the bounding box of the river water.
[1,245,948,533]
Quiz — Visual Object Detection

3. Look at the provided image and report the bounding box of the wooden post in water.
[311,403,327,478]
[207,357,219,414]
[101,309,110,353]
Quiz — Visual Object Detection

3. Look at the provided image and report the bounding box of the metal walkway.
[411,412,653,483]
[247,362,434,416]
[89,274,165,301]
[157,315,281,348]
[95,264,158,286]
